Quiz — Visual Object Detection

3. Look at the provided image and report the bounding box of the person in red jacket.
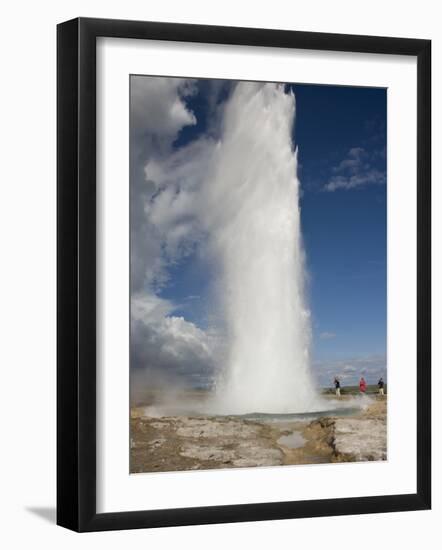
[359,376,367,394]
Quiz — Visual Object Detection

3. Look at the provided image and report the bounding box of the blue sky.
[293,84,386,369]
[131,77,386,387]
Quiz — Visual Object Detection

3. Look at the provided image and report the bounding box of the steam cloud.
[131,78,321,413]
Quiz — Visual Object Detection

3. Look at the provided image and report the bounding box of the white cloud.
[131,292,174,323]
[131,77,196,136]
[314,354,386,386]
[130,77,223,389]
[343,365,356,373]
[130,77,203,293]
[332,147,364,173]
[324,146,386,192]
[131,293,217,383]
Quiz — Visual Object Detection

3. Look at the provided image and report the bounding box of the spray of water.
[201,82,321,414]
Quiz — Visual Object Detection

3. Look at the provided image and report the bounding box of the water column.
[204,82,319,414]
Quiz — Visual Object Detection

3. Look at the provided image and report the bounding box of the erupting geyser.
[205,82,320,414]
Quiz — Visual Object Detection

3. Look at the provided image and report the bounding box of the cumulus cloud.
[131,77,196,136]
[131,293,215,376]
[129,76,230,393]
[324,146,386,192]
[142,136,216,262]
[130,80,196,293]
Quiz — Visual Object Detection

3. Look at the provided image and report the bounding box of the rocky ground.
[130,397,387,473]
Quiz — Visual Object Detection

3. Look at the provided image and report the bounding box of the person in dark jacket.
[378,377,385,396]
[333,377,341,397]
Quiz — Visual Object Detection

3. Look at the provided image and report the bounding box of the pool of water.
[239,407,360,422]
[277,431,306,449]
[148,402,363,421]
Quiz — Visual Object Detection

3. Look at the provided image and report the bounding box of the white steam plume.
[201,82,320,413]
[137,80,322,414]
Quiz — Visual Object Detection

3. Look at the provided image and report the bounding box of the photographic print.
[57,18,431,530]
[129,76,387,474]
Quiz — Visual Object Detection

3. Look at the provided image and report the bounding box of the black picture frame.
[57,17,431,532]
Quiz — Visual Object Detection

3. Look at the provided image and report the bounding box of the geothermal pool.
[130,396,387,473]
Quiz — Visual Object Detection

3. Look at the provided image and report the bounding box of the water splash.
[203,82,321,414]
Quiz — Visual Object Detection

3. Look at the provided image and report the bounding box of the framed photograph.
[57,17,431,532]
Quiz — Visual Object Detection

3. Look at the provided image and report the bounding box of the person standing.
[359,376,367,395]
[378,377,385,396]
[334,377,341,397]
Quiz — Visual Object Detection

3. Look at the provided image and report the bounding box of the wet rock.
[179,439,283,467]
[176,417,260,439]
[233,444,283,467]
[130,398,387,473]
[333,417,387,461]
[148,438,166,449]
[179,444,237,462]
